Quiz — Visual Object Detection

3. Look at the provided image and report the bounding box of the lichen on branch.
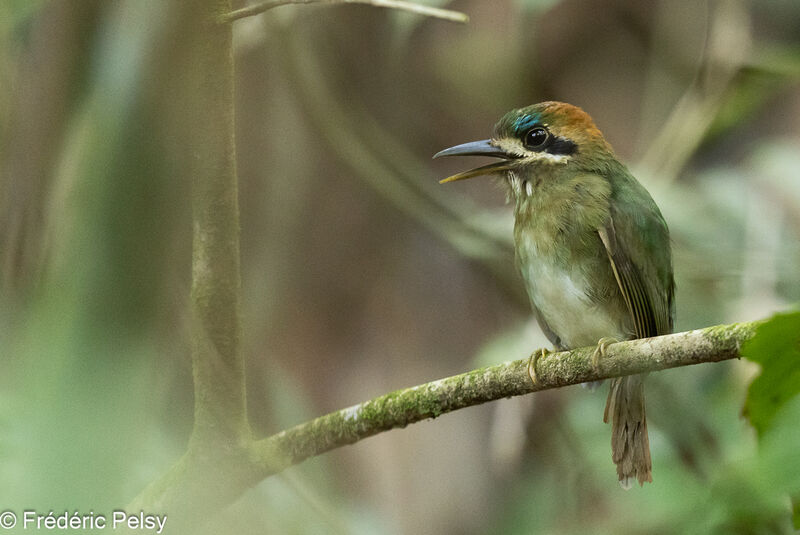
[251,320,759,475]
[128,319,759,529]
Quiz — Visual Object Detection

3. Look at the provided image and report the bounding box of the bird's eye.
[523,127,550,150]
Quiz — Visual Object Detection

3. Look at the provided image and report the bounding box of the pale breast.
[516,232,630,350]
[511,171,630,349]
[525,261,625,349]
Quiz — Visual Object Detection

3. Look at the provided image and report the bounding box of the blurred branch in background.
[126,0,249,528]
[275,19,528,307]
[0,0,104,296]
[637,0,750,183]
[220,0,469,24]
[183,0,248,447]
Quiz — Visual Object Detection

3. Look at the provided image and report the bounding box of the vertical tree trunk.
[126,2,258,529]
[183,0,249,447]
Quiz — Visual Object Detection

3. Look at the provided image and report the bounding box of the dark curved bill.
[433,139,508,159]
[434,139,516,183]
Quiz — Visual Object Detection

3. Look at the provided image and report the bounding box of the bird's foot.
[591,337,619,370]
[527,347,552,385]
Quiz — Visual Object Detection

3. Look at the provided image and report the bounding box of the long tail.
[604,374,652,488]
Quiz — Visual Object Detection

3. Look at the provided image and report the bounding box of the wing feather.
[594,171,673,486]
[597,194,673,338]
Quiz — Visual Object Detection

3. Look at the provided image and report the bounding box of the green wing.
[598,173,674,338]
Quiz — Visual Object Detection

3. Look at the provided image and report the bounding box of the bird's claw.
[591,337,619,370]
[528,347,552,385]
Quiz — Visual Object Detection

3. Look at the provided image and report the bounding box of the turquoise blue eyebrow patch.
[512,113,541,136]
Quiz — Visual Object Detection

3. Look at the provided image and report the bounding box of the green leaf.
[742,310,800,437]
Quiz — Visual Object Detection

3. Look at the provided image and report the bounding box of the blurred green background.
[1,0,800,533]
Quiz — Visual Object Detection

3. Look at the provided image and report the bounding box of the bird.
[434,101,674,488]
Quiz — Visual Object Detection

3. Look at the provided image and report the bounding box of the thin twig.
[220,0,469,24]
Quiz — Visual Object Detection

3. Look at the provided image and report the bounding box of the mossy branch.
[250,321,758,475]
[219,0,469,24]
[128,320,758,528]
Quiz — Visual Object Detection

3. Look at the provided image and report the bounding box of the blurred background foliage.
[1,0,799,533]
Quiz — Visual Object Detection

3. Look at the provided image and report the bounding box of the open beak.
[433,139,516,183]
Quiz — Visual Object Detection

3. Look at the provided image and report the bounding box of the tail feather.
[604,374,652,488]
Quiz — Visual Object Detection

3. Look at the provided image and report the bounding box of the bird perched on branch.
[434,101,674,488]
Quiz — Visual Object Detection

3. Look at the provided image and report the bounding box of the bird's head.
[434,102,615,185]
